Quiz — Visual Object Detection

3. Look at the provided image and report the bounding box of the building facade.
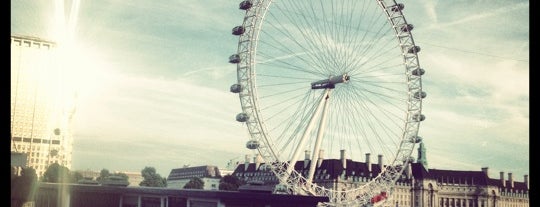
[30,182,329,207]
[232,144,529,207]
[11,35,76,178]
[167,166,223,190]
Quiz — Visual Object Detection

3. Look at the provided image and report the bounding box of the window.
[121,195,138,207]
[167,197,186,207]
[142,197,161,207]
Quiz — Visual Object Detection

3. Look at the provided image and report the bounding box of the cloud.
[73,71,244,140]
[182,65,236,81]
[418,0,438,24]
[423,52,528,100]
[71,70,253,175]
[420,1,528,30]
[416,46,528,177]
[12,0,528,179]
[72,133,248,175]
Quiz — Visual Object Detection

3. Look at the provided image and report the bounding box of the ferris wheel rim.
[230,0,425,206]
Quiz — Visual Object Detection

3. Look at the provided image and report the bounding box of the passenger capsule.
[400,24,414,32]
[412,114,425,122]
[407,46,421,54]
[230,84,242,93]
[229,54,241,63]
[236,113,249,122]
[239,0,252,10]
[391,3,404,12]
[411,68,425,76]
[414,91,427,99]
[394,164,404,171]
[246,140,260,149]
[232,26,245,35]
[409,136,422,143]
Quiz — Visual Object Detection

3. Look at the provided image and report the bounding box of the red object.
[370,192,387,204]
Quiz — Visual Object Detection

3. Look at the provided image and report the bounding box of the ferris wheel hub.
[311,74,350,89]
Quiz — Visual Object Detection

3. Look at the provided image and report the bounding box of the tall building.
[11,35,76,178]
[233,144,529,207]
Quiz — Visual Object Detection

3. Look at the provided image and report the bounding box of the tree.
[219,174,245,191]
[184,177,204,189]
[11,167,38,207]
[139,166,167,187]
[96,168,111,183]
[41,163,82,183]
[72,171,83,183]
[95,169,131,185]
[42,163,72,183]
[114,172,129,180]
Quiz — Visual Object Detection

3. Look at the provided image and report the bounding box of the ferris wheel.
[229,0,425,206]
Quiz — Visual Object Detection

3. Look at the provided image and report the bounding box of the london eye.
[229,0,426,206]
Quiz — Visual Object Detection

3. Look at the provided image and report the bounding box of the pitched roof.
[427,168,489,185]
[233,160,529,191]
[167,165,221,180]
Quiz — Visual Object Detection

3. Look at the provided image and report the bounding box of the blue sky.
[11,0,528,179]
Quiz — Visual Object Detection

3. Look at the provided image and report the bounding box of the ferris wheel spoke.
[262,13,329,75]
[345,94,401,155]
[272,91,320,156]
[351,86,406,132]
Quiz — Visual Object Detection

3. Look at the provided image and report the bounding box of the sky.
[11,0,529,180]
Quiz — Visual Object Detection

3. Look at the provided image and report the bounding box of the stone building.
[167,165,222,190]
[232,143,529,207]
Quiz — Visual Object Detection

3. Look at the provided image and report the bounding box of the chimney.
[366,153,371,172]
[304,150,310,168]
[500,171,506,187]
[508,172,514,188]
[317,149,324,168]
[378,154,383,169]
[481,167,488,176]
[244,154,250,171]
[254,154,261,170]
[524,175,529,189]
[340,149,346,169]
